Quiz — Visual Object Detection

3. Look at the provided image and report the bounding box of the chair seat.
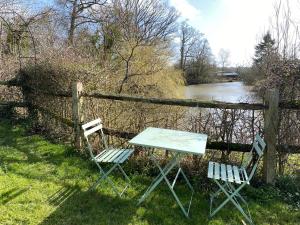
[208,161,249,184]
[94,148,134,164]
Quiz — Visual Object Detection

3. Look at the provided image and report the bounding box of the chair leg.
[211,182,228,198]
[210,180,254,225]
[117,164,131,185]
[210,182,230,216]
[89,164,118,189]
[228,182,248,206]
[117,164,132,197]
[90,164,123,197]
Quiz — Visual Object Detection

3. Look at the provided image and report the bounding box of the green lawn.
[0,120,299,225]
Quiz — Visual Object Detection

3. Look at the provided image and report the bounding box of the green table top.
[129,127,207,155]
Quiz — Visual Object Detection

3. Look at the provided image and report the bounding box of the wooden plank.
[0,101,28,108]
[0,79,21,86]
[72,82,84,150]
[220,164,227,181]
[83,92,266,110]
[233,166,241,184]
[263,89,279,184]
[102,128,300,154]
[2,79,298,110]
[16,104,300,154]
[279,100,300,110]
[103,128,253,152]
[226,165,234,182]
[208,162,214,179]
[214,162,220,180]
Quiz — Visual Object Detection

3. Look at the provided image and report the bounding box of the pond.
[185,81,259,103]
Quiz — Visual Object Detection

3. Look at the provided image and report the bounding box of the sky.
[16,0,299,66]
[169,0,296,66]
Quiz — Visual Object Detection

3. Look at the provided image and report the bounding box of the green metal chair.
[207,134,266,225]
[82,118,134,197]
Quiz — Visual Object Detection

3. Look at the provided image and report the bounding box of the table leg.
[138,152,194,218]
[137,155,178,205]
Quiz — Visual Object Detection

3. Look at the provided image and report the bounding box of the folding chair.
[82,118,134,197]
[207,134,266,225]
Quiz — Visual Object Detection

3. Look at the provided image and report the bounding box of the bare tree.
[185,37,213,84]
[103,0,178,93]
[271,0,300,60]
[253,0,300,176]
[179,21,202,71]
[56,0,107,45]
[218,48,230,74]
[0,0,23,16]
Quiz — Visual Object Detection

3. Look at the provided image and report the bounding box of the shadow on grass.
[1,119,299,225]
[40,186,137,225]
[48,186,81,207]
[39,182,262,225]
[0,119,94,185]
[40,184,203,225]
[0,187,28,204]
[127,176,214,225]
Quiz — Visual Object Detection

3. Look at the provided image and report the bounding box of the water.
[185,81,258,103]
[184,82,262,144]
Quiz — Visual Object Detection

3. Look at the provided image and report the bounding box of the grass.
[0,119,299,225]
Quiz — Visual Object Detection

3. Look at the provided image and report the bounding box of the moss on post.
[72,82,83,150]
[263,89,279,184]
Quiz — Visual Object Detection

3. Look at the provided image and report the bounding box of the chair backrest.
[242,134,266,181]
[82,118,108,159]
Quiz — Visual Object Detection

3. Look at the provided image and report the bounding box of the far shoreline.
[186,78,242,86]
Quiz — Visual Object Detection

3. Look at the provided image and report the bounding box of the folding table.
[129,127,207,217]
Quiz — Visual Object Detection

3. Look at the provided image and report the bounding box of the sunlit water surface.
[185,82,259,103]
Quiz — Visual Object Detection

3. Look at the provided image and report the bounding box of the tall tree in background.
[253,31,277,78]
[179,21,199,71]
[218,48,230,74]
[185,37,213,84]
[178,21,213,84]
[105,0,178,92]
[56,0,107,45]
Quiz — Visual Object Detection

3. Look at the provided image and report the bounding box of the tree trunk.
[68,0,78,45]
[180,35,185,70]
[118,61,130,93]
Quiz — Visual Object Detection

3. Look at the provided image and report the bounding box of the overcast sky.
[169,0,299,66]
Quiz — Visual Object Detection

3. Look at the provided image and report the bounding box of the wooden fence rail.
[0,101,28,108]
[0,79,20,86]
[3,101,299,154]
[1,79,300,110]
[83,92,267,110]
[1,80,300,183]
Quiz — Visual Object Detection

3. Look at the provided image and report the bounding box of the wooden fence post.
[263,88,279,184]
[72,82,83,150]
